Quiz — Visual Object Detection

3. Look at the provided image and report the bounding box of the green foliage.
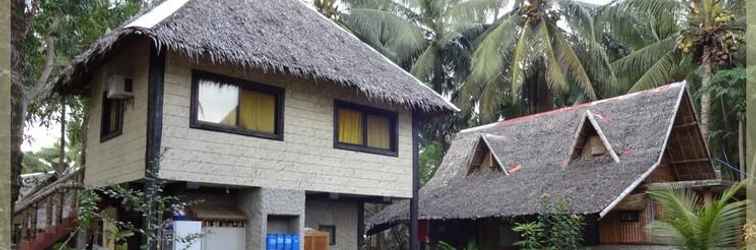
[23,0,141,174]
[419,141,444,185]
[512,222,544,250]
[464,0,615,118]
[437,240,480,250]
[647,182,747,249]
[513,200,584,250]
[71,165,202,250]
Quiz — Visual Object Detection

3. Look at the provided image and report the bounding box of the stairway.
[13,170,83,250]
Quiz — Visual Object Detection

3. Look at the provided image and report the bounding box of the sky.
[24,0,613,152]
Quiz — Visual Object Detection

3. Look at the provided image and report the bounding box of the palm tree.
[462,0,616,121]
[647,182,747,249]
[333,0,495,96]
[602,0,744,140]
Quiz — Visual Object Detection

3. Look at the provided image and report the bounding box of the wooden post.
[410,113,421,250]
[145,42,166,250]
[703,190,713,205]
[357,202,364,249]
[30,204,38,239]
[57,192,64,224]
[45,197,53,227]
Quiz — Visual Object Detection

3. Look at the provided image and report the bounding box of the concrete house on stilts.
[48,0,457,249]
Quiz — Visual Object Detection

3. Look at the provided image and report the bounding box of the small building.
[50,0,456,249]
[368,83,729,250]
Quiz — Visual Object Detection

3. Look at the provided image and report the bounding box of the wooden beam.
[673,121,698,129]
[670,158,710,165]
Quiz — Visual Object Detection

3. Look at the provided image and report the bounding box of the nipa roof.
[55,0,457,113]
[368,82,716,233]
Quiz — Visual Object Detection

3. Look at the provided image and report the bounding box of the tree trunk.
[57,97,66,175]
[1,0,12,248]
[739,118,745,180]
[700,63,713,144]
[10,0,30,208]
[526,69,553,114]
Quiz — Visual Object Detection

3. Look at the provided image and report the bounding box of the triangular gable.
[599,82,716,217]
[566,110,620,164]
[467,134,508,175]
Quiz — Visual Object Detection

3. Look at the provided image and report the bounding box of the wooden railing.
[13,170,84,250]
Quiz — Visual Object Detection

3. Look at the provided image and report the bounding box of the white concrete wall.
[305,200,360,250]
[159,53,415,198]
[84,40,150,186]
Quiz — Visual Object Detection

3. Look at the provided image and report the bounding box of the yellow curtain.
[338,108,363,144]
[239,89,276,133]
[366,114,390,149]
[220,107,238,126]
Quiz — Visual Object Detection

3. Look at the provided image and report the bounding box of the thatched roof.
[368,82,717,233]
[55,0,457,113]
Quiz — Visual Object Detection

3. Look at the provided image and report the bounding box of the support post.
[410,113,422,250]
[144,42,166,250]
[357,202,365,249]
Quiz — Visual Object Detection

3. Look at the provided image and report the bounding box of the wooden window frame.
[100,92,125,142]
[333,100,398,157]
[619,211,640,222]
[190,70,285,141]
[318,225,336,246]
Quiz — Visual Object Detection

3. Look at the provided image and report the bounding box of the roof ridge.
[126,0,191,28]
[460,82,686,133]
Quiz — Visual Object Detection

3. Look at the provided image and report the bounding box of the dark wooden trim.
[144,43,166,250]
[410,112,421,250]
[99,92,125,142]
[670,158,710,165]
[332,100,399,157]
[357,201,365,248]
[146,45,166,172]
[189,70,285,141]
[305,192,393,204]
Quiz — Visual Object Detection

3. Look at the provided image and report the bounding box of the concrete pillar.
[239,188,305,250]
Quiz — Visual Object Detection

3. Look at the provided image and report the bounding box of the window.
[318,225,336,246]
[619,211,640,222]
[190,71,284,140]
[100,92,125,142]
[334,100,397,156]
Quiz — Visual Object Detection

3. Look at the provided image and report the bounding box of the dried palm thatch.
[55,0,457,113]
[367,82,718,234]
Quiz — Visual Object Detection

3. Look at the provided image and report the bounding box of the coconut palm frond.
[628,50,682,92]
[478,73,507,123]
[341,7,427,63]
[469,15,519,88]
[411,43,440,82]
[538,22,568,95]
[611,37,676,88]
[647,182,746,250]
[550,23,596,99]
[446,0,509,23]
[608,0,685,23]
[509,22,534,100]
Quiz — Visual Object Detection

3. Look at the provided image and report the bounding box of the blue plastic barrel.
[283,234,292,250]
[266,234,277,250]
[291,234,300,250]
[276,234,285,250]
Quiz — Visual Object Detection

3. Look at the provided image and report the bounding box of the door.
[202,225,246,250]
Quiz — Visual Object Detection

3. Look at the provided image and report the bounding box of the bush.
[513,200,584,250]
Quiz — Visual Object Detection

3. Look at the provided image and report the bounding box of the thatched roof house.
[46,1,458,249]
[55,0,456,113]
[368,83,720,239]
